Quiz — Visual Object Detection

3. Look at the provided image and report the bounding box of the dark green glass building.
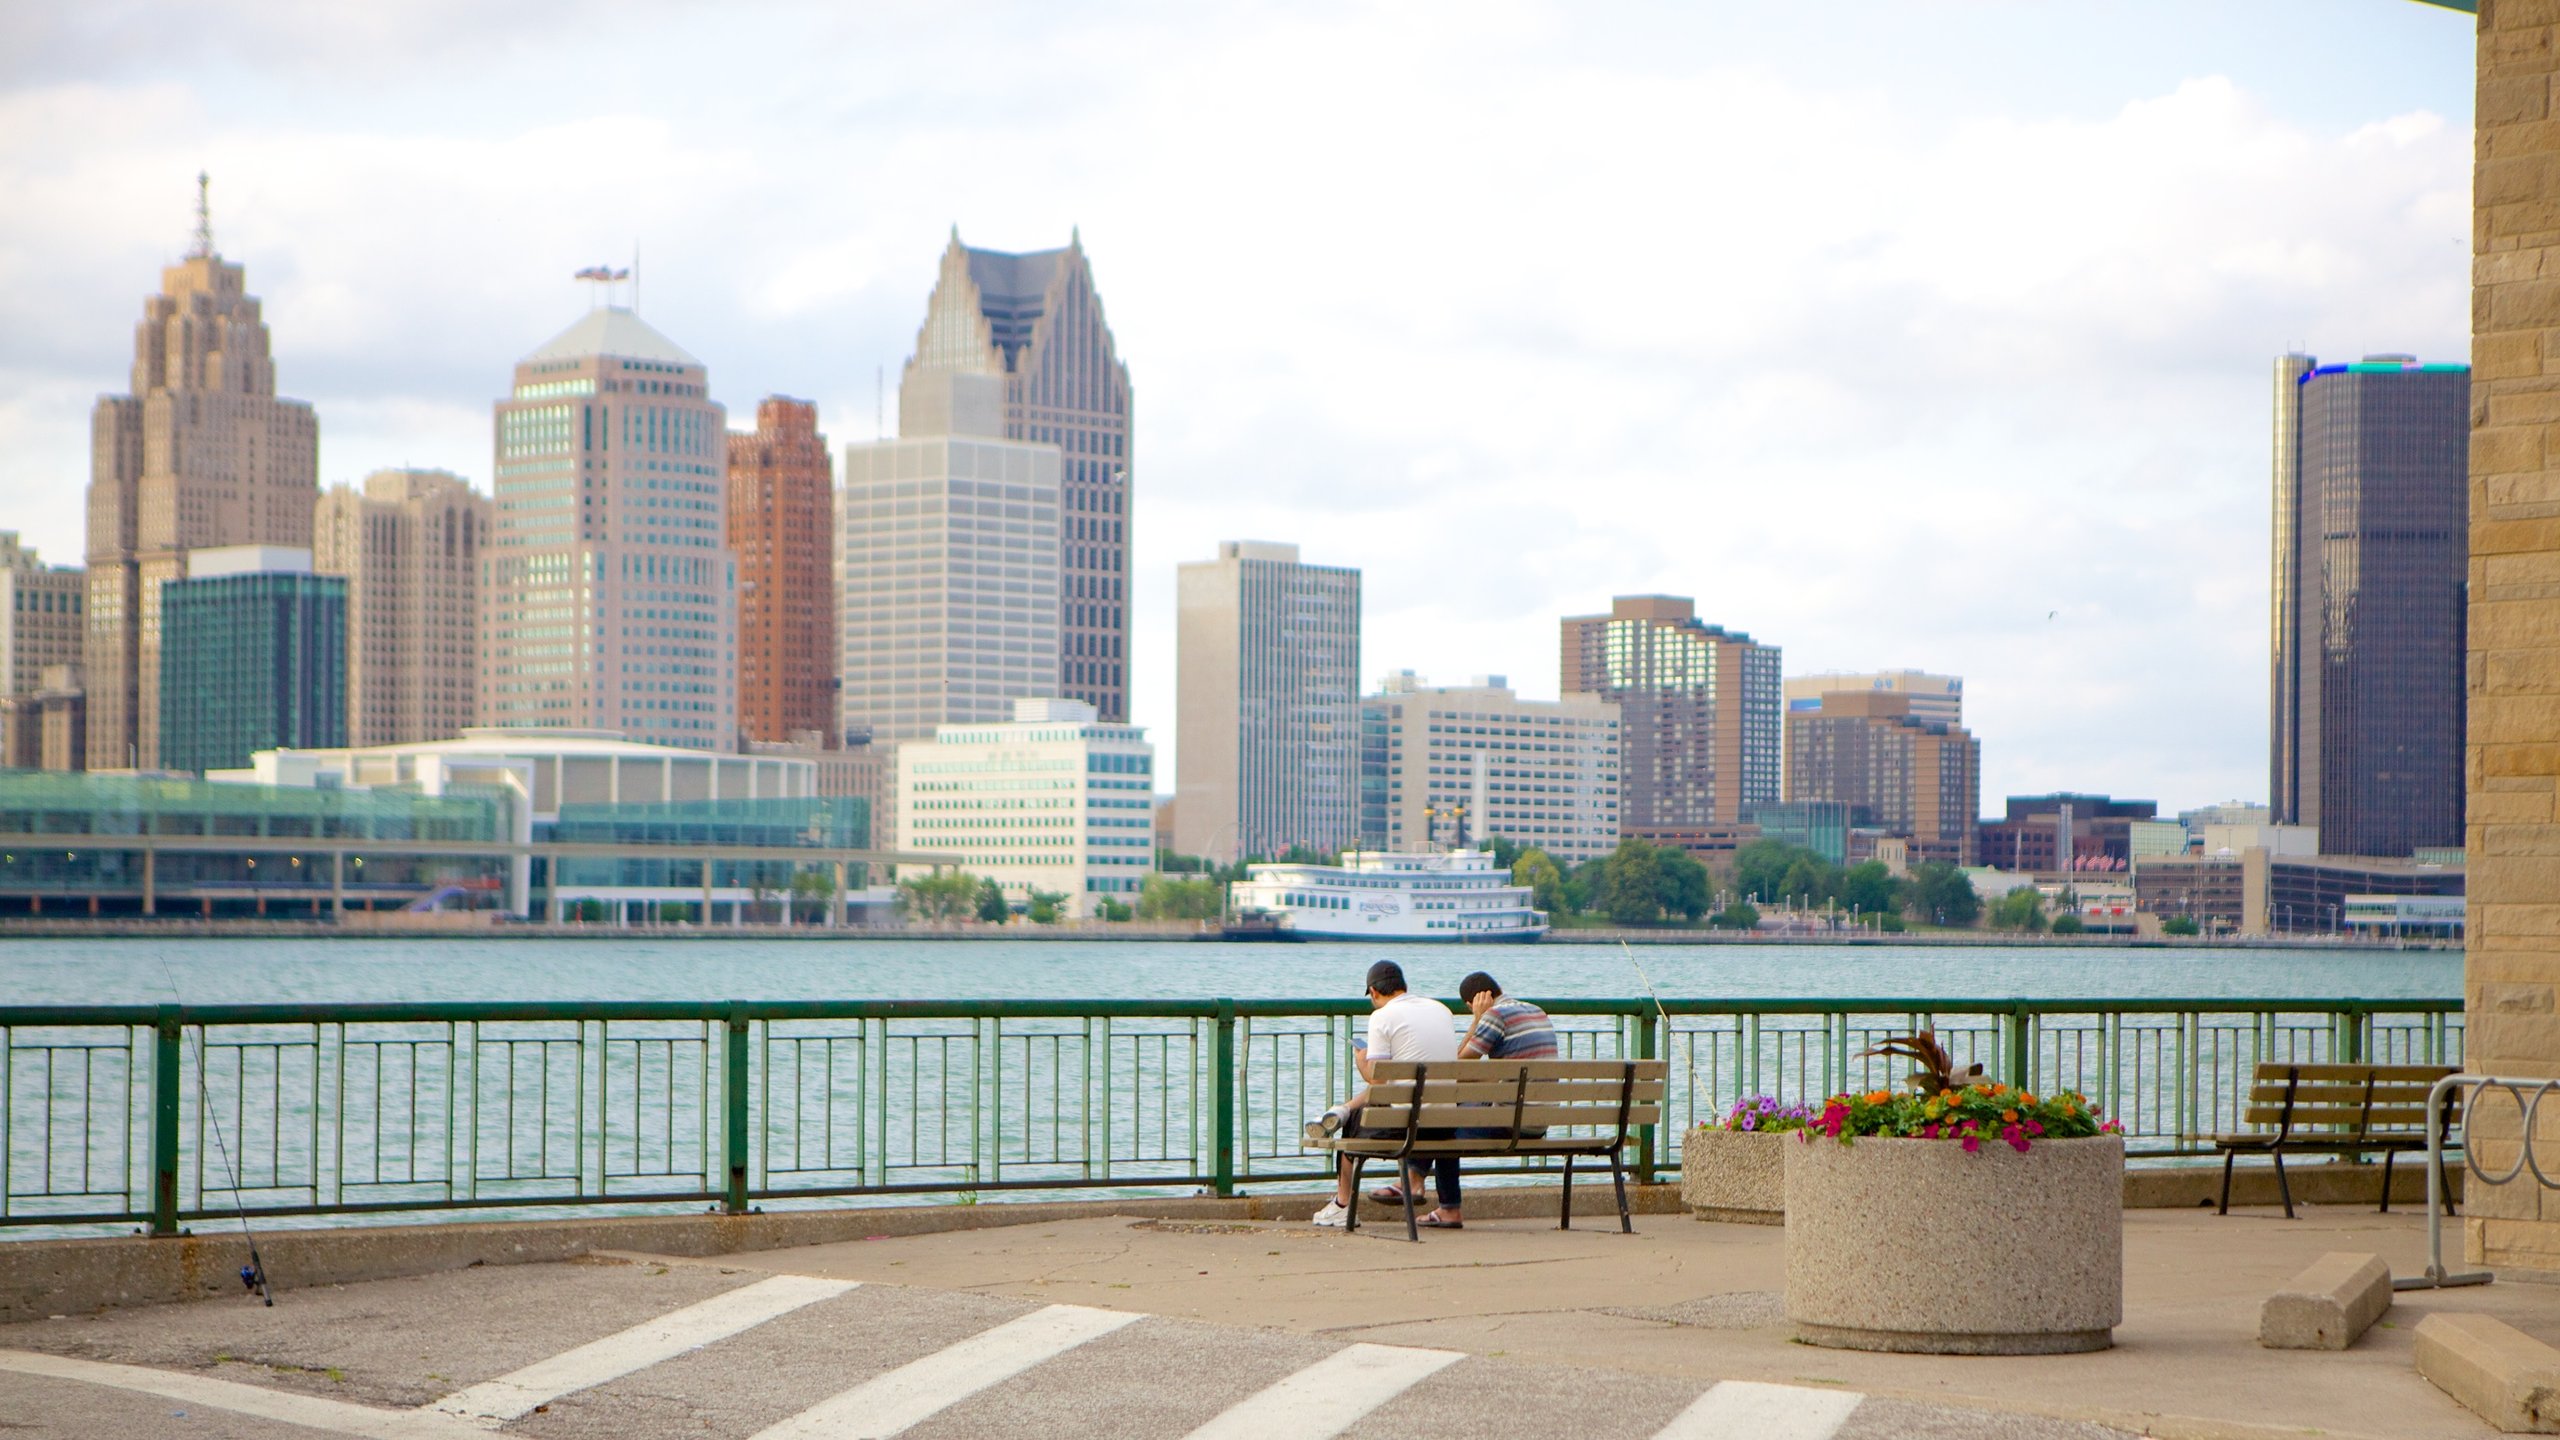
[159,555,347,774]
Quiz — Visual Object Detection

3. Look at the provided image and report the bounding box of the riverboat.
[1222,848,1546,942]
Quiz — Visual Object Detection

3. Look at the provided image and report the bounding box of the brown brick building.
[1560,596,1779,831]
[727,397,835,745]
[1783,691,1979,865]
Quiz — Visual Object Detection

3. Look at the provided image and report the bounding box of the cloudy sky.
[0,1,2476,810]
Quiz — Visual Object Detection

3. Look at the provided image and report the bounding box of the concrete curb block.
[2415,1311,2560,1433]
[2258,1250,2391,1349]
[0,1180,1683,1324]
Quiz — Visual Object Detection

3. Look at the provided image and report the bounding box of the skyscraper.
[0,533,85,701]
[838,367,1061,745]
[1560,596,1780,832]
[1782,669,1961,794]
[1784,690,1980,864]
[158,546,345,774]
[85,177,319,769]
[727,397,835,744]
[1174,541,1361,861]
[481,303,736,749]
[903,231,1133,720]
[314,469,489,746]
[2269,353,2468,858]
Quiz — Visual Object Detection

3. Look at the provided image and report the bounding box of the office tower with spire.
[2269,352,2469,857]
[84,176,319,769]
[314,469,490,746]
[902,230,1133,720]
[481,292,737,749]
[726,397,834,744]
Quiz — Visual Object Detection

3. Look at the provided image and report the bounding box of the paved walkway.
[0,1196,2549,1438]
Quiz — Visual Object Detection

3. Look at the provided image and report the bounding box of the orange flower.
[2002,1108,2019,1123]
[1864,1089,1891,1105]
[2022,1093,2037,1105]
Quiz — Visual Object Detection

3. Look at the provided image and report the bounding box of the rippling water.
[0,935,2463,1006]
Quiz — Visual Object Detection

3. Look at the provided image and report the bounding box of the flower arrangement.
[1711,1095,1818,1134]
[1799,1029,2122,1153]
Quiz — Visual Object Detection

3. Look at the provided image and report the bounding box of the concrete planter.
[1784,1133,2124,1355]
[1680,1127,1787,1223]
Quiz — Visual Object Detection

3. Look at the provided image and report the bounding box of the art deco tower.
[481,298,737,749]
[85,177,319,769]
[902,230,1133,720]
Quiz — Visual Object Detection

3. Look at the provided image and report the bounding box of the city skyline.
[0,2,2477,808]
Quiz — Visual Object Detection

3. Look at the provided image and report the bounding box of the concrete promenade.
[0,1190,2545,1439]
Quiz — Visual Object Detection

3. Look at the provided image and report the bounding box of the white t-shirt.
[1366,992,1459,1065]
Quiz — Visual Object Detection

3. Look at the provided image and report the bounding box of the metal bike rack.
[2394,1072,2560,1292]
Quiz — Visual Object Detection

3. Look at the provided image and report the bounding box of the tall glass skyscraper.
[2269,354,2468,858]
[482,305,737,749]
[903,231,1133,720]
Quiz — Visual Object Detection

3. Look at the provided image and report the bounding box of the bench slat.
[2249,1063,2458,1082]
[1359,1103,1662,1129]
[2247,1083,2451,1104]
[1364,1080,1668,1105]
[1331,1137,1627,1155]
[1368,1060,1667,1082]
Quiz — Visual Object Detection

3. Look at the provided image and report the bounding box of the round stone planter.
[1680,1127,1787,1223]
[1784,1133,2124,1355]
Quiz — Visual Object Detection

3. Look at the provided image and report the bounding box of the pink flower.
[2003,1123,2030,1153]
[1961,1135,1981,1153]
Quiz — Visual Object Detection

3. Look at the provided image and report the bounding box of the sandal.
[1368,1185,1409,1204]
[1417,1213,1464,1229]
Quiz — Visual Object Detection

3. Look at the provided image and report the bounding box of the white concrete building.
[1174,540,1361,861]
[1358,672,1621,865]
[896,698,1155,916]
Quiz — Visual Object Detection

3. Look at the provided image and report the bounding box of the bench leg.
[2273,1148,2295,1220]
[1560,1153,1575,1231]
[1610,1153,1632,1234]
[2380,1147,2396,1215]
[1345,1156,1363,1234]
[1402,1171,1419,1243]
[2219,1148,2236,1215]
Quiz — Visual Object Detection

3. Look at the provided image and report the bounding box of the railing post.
[1636,1007,1661,1184]
[723,1005,750,1214]
[2005,1006,2031,1094]
[151,1005,181,1236]
[1212,999,1236,1197]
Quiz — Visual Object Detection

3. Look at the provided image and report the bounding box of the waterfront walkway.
[0,1196,2539,1438]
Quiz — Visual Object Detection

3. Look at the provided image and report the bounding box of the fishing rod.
[152,956,272,1306]
[1619,940,1705,1126]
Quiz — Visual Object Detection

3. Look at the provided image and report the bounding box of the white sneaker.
[1310,1199,1348,1228]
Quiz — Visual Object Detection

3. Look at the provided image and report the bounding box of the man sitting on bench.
[1309,960,1458,1229]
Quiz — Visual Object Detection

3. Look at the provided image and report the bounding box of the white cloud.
[0,2,2471,814]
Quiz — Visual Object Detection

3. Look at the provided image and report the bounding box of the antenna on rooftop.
[189,172,214,259]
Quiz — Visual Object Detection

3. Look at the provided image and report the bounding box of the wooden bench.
[1316,1059,1667,1241]
[2214,1062,2461,1219]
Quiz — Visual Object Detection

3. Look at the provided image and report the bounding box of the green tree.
[2162,914,2201,937]
[1485,835,1525,870]
[1708,900,1761,931]
[898,870,979,924]
[1657,849,1712,921]
[974,877,1010,924]
[789,867,837,924]
[1727,840,1799,905]
[1777,856,1830,906]
[1875,911,1907,933]
[1512,848,1567,914]
[1027,889,1065,924]
[1138,874,1224,920]
[1097,897,1134,922]
[1839,860,1896,918]
[1598,839,1666,924]
[1989,885,2048,932]
[2050,912,2085,934]
[1277,844,1338,866]
[1907,862,1979,927]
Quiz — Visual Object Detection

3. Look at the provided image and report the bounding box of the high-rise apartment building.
[1174,541,1361,861]
[2269,353,2468,857]
[1783,670,1960,793]
[1784,690,1980,865]
[838,367,1062,746]
[481,305,737,750]
[727,398,835,745]
[0,534,85,701]
[1560,596,1780,832]
[1358,672,1620,865]
[896,698,1156,916]
[158,546,345,774]
[903,231,1133,720]
[314,470,488,747]
[86,179,319,770]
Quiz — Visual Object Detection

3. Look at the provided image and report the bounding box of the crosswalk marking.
[425,1273,857,1426]
[1652,1379,1864,1440]
[745,1303,1144,1439]
[1181,1342,1465,1440]
[0,1348,485,1440]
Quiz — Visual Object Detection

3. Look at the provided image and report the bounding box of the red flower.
[1961,1135,1981,1153]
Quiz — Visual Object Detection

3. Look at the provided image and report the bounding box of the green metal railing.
[0,996,2462,1234]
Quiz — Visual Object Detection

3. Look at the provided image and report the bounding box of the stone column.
[2468,0,2560,1272]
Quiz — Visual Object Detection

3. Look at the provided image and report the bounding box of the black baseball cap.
[1365,960,1407,996]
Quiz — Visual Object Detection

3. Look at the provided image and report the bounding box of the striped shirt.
[1463,998,1558,1060]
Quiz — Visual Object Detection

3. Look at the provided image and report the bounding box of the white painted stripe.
[747,1303,1142,1440]
[425,1273,857,1426]
[1182,1342,1465,1440]
[0,1348,485,1440]
[1652,1379,1864,1440]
